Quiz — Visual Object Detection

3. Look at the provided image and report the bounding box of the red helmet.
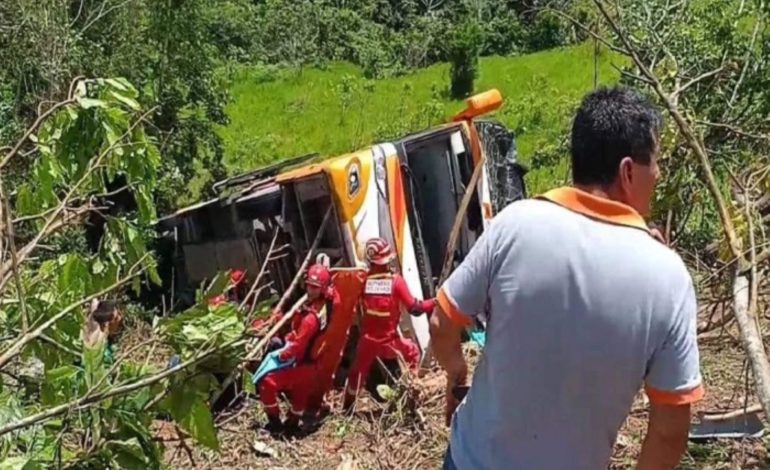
[230,269,246,286]
[365,237,394,265]
[305,263,331,289]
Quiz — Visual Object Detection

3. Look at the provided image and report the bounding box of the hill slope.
[220,43,625,193]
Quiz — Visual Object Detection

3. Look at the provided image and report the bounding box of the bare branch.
[240,227,279,314]
[81,0,137,34]
[0,177,28,333]
[729,11,762,107]
[673,65,726,97]
[614,64,654,85]
[543,7,629,55]
[696,120,770,142]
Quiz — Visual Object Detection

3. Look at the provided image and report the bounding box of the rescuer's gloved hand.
[278,342,295,362]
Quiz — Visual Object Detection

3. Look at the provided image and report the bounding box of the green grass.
[220,43,627,194]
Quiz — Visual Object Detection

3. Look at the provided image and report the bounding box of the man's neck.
[574,184,626,205]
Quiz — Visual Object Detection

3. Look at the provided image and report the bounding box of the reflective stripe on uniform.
[367,273,392,279]
[366,309,390,317]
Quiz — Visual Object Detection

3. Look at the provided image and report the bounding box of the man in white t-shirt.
[431,86,703,470]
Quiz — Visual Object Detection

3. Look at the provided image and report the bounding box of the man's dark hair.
[570,86,663,186]
[91,299,117,324]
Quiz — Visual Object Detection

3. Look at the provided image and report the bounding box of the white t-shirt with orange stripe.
[438,187,703,470]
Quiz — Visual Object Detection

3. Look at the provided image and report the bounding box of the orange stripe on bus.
[386,156,406,258]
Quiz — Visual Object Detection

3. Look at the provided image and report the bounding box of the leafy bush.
[527,11,571,50]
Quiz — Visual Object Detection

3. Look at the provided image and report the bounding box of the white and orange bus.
[156,88,527,364]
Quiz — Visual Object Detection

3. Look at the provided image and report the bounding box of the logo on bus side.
[347,161,361,199]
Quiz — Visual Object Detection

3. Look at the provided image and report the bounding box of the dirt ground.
[150,330,770,470]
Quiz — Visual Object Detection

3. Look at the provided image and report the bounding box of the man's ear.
[618,157,635,194]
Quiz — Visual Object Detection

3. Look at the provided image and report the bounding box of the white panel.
[350,149,380,260]
[480,164,493,230]
[450,131,465,156]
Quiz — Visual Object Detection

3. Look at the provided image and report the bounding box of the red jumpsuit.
[259,290,338,421]
[344,270,435,400]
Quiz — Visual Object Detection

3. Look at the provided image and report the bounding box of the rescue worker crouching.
[343,238,435,411]
[258,263,339,433]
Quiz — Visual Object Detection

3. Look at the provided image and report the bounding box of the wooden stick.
[701,404,762,421]
[210,207,332,404]
[419,157,486,371]
[239,227,279,312]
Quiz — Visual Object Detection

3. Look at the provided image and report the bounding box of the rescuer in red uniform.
[258,263,339,432]
[343,237,435,410]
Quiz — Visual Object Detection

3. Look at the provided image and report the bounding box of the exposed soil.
[156,315,770,469]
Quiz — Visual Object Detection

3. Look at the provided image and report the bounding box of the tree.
[448,18,484,98]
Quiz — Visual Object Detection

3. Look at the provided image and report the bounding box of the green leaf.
[92,258,105,275]
[15,185,36,217]
[135,185,156,224]
[202,271,231,302]
[102,120,123,155]
[148,264,162,287]
[160,377,219,450]
[109,91,141,111]
[243,372,256,395]
[76,97,107,109]
[108,438,148,469]
[186,399,219,450]
[0,457,29,470]
[376,384,397,401]
[57,255,89,300]
[83,336,108,390]
[103,78,131,93]
[41,365,80,405]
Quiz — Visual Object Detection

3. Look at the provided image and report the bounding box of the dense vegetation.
[221,43,623,194]
[0,0,577,208]
[0,2,582,466]
[2,0,769,468]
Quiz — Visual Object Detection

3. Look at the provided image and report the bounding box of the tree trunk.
[732,271,770,419]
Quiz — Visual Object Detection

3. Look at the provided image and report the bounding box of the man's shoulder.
[638,239,692,286]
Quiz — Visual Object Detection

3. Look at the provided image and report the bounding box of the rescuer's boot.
[264,415,283,434]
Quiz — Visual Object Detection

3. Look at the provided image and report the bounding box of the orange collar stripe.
[537,187,649,232]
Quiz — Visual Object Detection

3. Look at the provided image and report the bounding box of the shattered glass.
[475,120,528,213]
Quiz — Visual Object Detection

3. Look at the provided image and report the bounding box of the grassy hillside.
[220,43,626,194]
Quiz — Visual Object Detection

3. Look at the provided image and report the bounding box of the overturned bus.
[155,89,527,356]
